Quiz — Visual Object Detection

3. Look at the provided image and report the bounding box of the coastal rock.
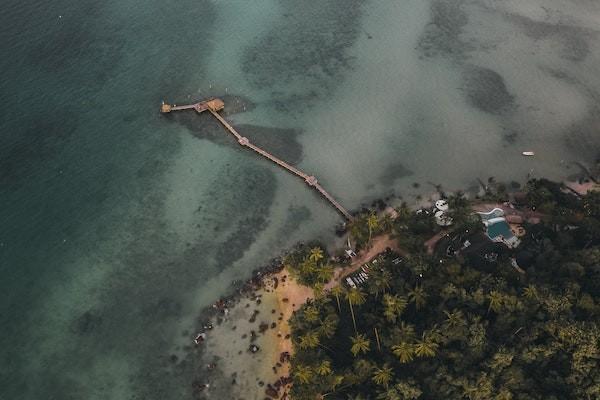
[73,310,102,335]
[265,386,279,398]
[259,322,269,333]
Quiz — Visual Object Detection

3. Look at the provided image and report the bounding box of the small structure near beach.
[434,200,453,226]
[477,208,521,248]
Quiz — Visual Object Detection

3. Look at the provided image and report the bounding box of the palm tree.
[299,258,317,280]
[330,285,344,313]
[397,321,416,342]
[522,284,538,301]
[303,305,320,323]
[317,263,334,283]
[319,315,338,338]
[315,360,332,376]
[313,282,325,299]
[383,294,407,322]
[408,285,428,311]
[414,331,439,358]
[350,333,371,356]
[443,309,466,329]
[376,387,401,400]
[294,364,314,384]
[380,214,394,233]
[298,330,320,349]
[490,347,515,371]
[369,269,392,297]
[352,359,374,382]
[346,288,366,334]
[347,393,367,400]
[391,341,414,364]
[309,246,324,263]
[322,375,344,395]
[372,364,393,388]
[395,202,411,221]
[367,212,379,244]
[488,290,503,314]
[349,218,367,246]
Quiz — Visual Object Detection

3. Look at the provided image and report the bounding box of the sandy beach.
[197,232,403,400]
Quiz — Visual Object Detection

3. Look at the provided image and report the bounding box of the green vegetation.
[289,181,600,400]
[284,244,334,287]
[349,211,393,250]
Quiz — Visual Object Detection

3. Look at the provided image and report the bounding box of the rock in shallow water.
[462,65,515,114]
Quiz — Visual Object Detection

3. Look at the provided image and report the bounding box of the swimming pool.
[486,219,514,240]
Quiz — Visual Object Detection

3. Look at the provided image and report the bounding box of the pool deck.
[472,203,545,225]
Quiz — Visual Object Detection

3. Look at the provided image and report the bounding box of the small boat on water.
[522,151,535,156]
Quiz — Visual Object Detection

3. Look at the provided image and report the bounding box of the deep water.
[1,0,600,399]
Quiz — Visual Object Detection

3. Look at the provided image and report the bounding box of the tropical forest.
[286,179,600,400]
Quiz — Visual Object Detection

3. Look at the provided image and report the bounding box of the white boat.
[522,151,535,156]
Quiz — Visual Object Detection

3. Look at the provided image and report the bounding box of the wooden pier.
[161,98,353,220]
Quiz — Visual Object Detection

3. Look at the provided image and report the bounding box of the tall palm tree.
[349,218,366,246]
[303,305,320,323]
[380,214,394,233]
[294,364,314,384]
[397,321,416,342]
[443,309,466,329]
[350,333,371,356]
[382,294,407,322]
[315,360,332,376]
[490,347,515,371]
[317,263,334,283]
[319,315,338,339]
[408,285,428,311]
[330,285,344,313]
[347,393,367,400]
[313,282,325,299]
[395,202,411,221]
[321,375,344,396]
[522,284,538,301]
[372,364,394,388]
[300,258,317,279]
[298,330,320,349]
[309,247,324,263]
[414,331,439,358]
[488,290,503,314]
[346,288,366,334]
[376,387,401,400]
[367,212,379,244]
[369,269,392,297]
[352,359,374,382]
[391,341,414,364]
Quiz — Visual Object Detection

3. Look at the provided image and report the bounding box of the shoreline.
[192,174,599,399]
[192,232,404,400]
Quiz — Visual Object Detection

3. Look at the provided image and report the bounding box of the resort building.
[433,199,453,226]
[477,208,521,249]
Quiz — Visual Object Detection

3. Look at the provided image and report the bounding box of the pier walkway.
[161,98,352,220]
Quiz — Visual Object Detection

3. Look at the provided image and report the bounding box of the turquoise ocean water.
[2,0,599,398]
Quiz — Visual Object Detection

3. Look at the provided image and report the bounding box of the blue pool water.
[486,220,514,240]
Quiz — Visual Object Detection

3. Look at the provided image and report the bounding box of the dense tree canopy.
[284,243,333,287]
[289,181,600,400]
